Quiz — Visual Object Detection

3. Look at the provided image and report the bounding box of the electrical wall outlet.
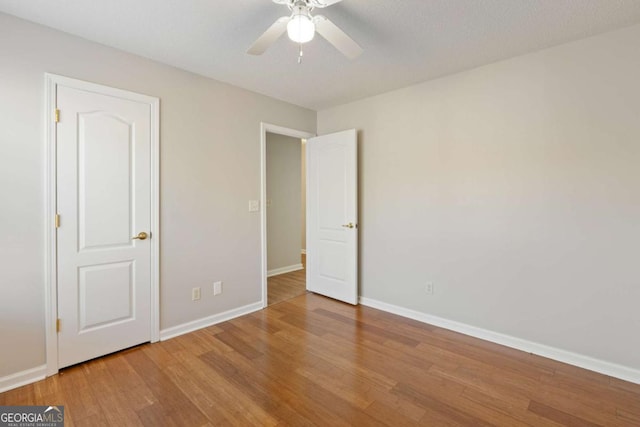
[192,287,201,301]
[425,282,434,295]
[213,281,223,296]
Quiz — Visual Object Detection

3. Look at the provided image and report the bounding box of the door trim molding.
[44,73,160,376]
[260,123,314,308]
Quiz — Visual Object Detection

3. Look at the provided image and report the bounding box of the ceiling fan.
[247,0,363,60]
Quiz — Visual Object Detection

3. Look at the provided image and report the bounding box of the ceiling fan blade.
[247,17,289,55]
[311,0,344,7]
[313,15,363,59]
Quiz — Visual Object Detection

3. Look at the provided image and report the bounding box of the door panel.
[318,241,347,280]
[79,113,133,250]
[57,85,152,368]
[78,261,134,331]
[307,129,358,305]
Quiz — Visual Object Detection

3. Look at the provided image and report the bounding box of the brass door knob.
[132,232,148,240]
[341,223,356,229]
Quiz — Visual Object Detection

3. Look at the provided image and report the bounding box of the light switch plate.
[249,200,260,212]
[213,281,222,296]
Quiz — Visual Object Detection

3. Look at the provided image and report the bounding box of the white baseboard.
[160,301,263,341]
[301,249,307,255]
[0,365,47,393]
[359,297,640,385]
[267,263,303,278]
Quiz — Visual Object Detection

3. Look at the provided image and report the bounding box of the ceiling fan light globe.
[287,14,315,43]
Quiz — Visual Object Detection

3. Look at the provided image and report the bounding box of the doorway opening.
[260,124,314,307]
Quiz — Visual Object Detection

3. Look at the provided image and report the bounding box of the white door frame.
[260,123,315,308]
[44,73,160,376]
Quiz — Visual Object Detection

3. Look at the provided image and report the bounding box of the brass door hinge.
[56,318,61,333]
[54,214,60,228]
[54,109,60,123]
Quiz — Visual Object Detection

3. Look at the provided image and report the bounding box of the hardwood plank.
[364,400,423,426]
[431,326,570,374]
[269,320,399,390]
[171,328,232,357]
[214,330,264,360]
[2,292,638,426]
[295,360,381,409]
[277,312,335,337]
[365,391,427,423]
[391,369,533,426]
[428,364,534,410]
[268,254,307,306]
[77,358,145,427]
[539,370,640,416]
[530,383,629,427]
[55,365,104,423]
[314,308,421,347]
[418,336,555,381]
[124,349,210,426]
[611,376,640,394]
[528,400,603,427]
[243,310,282,334]
[198,350,329,426]
[461,388,563,427]
[617,408,640,424]
[392,382,493,426]
[162,351,279,426]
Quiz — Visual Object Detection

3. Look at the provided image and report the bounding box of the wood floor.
[267,254,307,306]
[2,293,639,426]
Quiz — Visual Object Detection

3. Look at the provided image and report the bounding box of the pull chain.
[298,44,304,64]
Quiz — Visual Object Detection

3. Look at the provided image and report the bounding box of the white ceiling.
[2,0,640,110]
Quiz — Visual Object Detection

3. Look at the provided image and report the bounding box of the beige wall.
[318,23,640,371]
[0,13,315,378]
[266,133,302,271]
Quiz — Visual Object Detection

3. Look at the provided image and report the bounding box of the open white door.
[306,129,358,305]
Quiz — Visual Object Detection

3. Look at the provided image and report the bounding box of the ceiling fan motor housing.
[288,3,315,43]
